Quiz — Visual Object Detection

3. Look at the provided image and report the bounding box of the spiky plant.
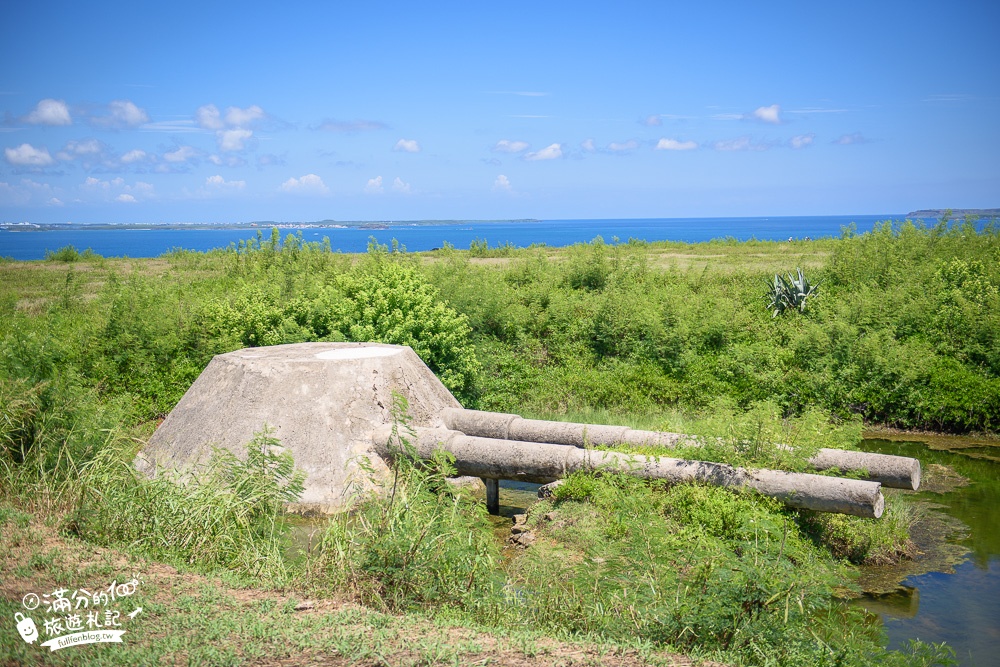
[765,268,819,317]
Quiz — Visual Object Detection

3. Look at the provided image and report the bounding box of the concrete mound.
[136,342,460,513]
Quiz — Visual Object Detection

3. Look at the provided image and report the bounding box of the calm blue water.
[0,215,899,261]
[882,559,1000,666]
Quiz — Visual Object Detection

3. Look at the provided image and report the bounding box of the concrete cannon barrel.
[441,408,920,491]
[372,426,886,518]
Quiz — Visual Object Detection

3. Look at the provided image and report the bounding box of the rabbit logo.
[15,612,38,644]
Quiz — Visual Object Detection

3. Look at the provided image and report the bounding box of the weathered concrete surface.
[373,426,886,518]
[441,408,687,448]
[442,408,920,491]
[136,342,460,513]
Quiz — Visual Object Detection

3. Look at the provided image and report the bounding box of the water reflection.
[858,436,1000,666]
[862,586,920,619]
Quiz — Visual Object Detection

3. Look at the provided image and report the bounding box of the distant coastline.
[906,208,1000,219]
[0,219,541,232]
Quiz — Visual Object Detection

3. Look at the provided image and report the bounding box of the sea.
[0,214,913,261]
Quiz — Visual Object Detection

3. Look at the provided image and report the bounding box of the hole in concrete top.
[314,347,403,360]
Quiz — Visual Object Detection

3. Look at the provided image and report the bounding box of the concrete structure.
[371,426,886,518]
[136,342,459,513]
[441,408,921,491]
[140,342,918,518]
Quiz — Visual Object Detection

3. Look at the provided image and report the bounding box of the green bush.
[327,255,480,400]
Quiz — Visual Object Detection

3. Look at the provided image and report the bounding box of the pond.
[857,434,1000,666]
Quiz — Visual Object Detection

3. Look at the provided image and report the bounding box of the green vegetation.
[3,217,991,665]
[70,427,304,578]
[429,219,999,433]
[766,268,819,317]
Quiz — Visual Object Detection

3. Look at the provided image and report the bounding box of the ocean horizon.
[0,214,921,261]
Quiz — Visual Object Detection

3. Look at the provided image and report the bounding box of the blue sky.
[1,1,997,223]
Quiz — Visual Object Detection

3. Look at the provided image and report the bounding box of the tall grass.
[65,427,304,579]
[312,396,503,614]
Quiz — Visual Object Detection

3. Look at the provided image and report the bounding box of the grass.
[3,226,983,665]
[0,503,707,666]
[0,405,950,666]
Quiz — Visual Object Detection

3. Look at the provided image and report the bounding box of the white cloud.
[0,181,27,205]
[607,140,639,153]
[48,197,63,206]
[581,139,596,152]
[196,104,266,152]
[25,99,72,126]
[139,119,199,133]
[393,139,420,153]
[280,173,329,195]
[523,143,563,161]
[195,104,224,130]
[752,104,782,124]
[57,139,104,160]
[713,136,765,151]
[655,138,698,151]
[206,174,246,190]
[0,178,57,205]
[164,145,198,163]
[225,105,265,128]
[714,137,752,151]
[82,177,152,201]
[121,149,147,164]
[835,133,867,145]
[392,177,411,194]
[196,104,266,163]
[5,143,54,166]
[789,134,815,149]
[130,181,154,197]
[257,154,285,168]
[218,128,253,152]
[641,114,663,127]
[364,175,384,194]
[493,139,529,153]
[93,100,150,128]
[493,174,512,192]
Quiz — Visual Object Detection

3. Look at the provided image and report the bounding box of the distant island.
[907,208,1000,219]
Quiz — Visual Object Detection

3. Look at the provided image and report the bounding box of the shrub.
[44,245,81,262]
[328,255,480,400]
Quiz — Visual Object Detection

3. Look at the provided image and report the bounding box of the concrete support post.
[484,478,500,515]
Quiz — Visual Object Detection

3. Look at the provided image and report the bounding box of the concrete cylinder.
[441,408,919,491]
[372,426,885,518]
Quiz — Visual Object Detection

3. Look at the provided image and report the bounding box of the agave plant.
[765,268,819,317]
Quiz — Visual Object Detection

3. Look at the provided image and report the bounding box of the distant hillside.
[907,208,1000,219]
